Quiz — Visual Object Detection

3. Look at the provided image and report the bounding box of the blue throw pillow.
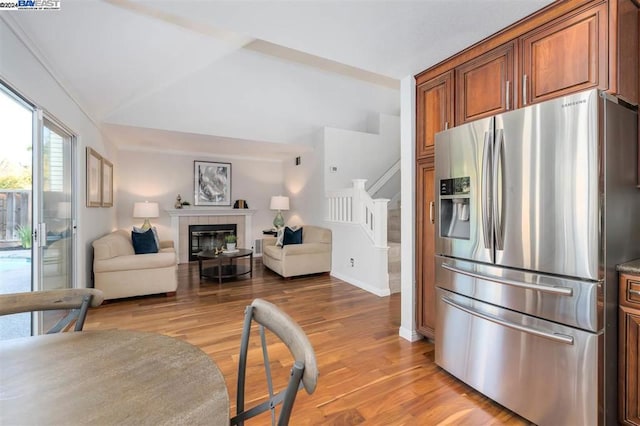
[282,226,303,246]
[133,226,160,250]
[131,228,158,254]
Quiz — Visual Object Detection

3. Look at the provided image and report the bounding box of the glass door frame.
[0,79,77,336]
[0,81,35,340]
[33,112,77,334]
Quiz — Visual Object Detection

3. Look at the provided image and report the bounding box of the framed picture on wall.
[86,147,102,207]
[101,158,113,207]
[194,161,231,206]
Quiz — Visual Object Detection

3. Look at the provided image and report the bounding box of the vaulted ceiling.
[3,0,552,159]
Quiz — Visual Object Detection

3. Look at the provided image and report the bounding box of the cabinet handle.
[506,80,511,110]
[522,74,528,106]
[444,121,449,130]
[629,289,640,297]
[429,201,435,224]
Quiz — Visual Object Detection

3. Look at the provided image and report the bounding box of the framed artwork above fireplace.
[194,161,231,206]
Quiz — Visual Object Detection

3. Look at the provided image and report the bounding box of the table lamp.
[269,195,289,229]
[133,201,159,230]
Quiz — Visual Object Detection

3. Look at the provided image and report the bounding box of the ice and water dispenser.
[439,177,471,240]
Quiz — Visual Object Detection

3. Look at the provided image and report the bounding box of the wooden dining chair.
[0,288,104,333]
[231,298,318,426]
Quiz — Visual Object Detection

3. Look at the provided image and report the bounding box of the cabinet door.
[612,0,639,105]
[416,72,453,159]
[456,42,516,124]
[416,161,435,338]
[620,306,640,425]
[520,3,607,106]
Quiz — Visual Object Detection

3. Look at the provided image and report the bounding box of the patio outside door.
[37,117,75,333]
[0,84,75,339]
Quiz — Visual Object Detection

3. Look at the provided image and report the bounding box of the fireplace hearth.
[188,224,237,261]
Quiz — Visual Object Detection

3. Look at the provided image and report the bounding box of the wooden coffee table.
[196,248,253,284]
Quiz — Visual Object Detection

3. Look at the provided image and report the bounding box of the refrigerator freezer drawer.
[436,255,601,332]
[436,288,600,426]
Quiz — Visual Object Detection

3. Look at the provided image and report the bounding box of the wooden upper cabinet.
[520,2,608,106]
[612,0,639,104]
[416,71,454,159]
[455,42,516,124]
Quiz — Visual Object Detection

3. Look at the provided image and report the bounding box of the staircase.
[325,178,401,297]
[369,161,401,294]
[387,207,401,294]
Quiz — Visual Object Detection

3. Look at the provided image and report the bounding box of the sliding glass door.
[37,118,74,333]
[0,84,33,340]
[0,83,75,339]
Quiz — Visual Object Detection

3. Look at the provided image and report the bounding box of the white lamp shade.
[270,196,290,211]
[133,202,160,218]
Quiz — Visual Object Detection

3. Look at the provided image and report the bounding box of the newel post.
[372,198,389,247]
[351,179,367,223]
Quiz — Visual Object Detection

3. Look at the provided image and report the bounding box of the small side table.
[262,229,277,236]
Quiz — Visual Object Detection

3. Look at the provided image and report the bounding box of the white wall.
[329,222,389,296]
[283,114,401,235]
[324,113,400,192]
[115,149,284,246]
[292,115,401,296]
[283,129,325,228]
[0,18,115,288]
[399,76,420,342]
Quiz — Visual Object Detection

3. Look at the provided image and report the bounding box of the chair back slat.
[231,298,318,426]
[0,288,103,333]
[250,299,318,394]
[0,288,103,316]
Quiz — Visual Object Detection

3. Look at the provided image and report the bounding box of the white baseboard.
[330,271,391,297]
[398,326,422,342]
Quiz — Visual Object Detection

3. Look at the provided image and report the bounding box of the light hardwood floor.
[85,258,530,425]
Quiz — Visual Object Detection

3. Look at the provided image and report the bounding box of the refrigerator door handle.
[481,130,493,249]
[441,262,574,296]
[441,295,575,345]
[493,128,504,250]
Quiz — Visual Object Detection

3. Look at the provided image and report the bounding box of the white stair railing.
[367,159,400,197]
[327,179,389,248]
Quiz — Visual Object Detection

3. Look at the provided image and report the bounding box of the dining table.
[0,329,230,425]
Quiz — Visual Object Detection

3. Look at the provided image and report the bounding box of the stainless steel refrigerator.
[434,89,639,425]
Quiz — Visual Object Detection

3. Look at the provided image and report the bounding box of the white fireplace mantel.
[166,208,256,218]
[166,209,256,263]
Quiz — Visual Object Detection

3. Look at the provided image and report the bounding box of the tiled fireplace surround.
[166,209,256,264]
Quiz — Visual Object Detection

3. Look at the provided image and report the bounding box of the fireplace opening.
[188,224,237,261]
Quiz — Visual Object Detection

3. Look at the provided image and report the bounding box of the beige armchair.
[262,226,332,278]
[92,229,177,300]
